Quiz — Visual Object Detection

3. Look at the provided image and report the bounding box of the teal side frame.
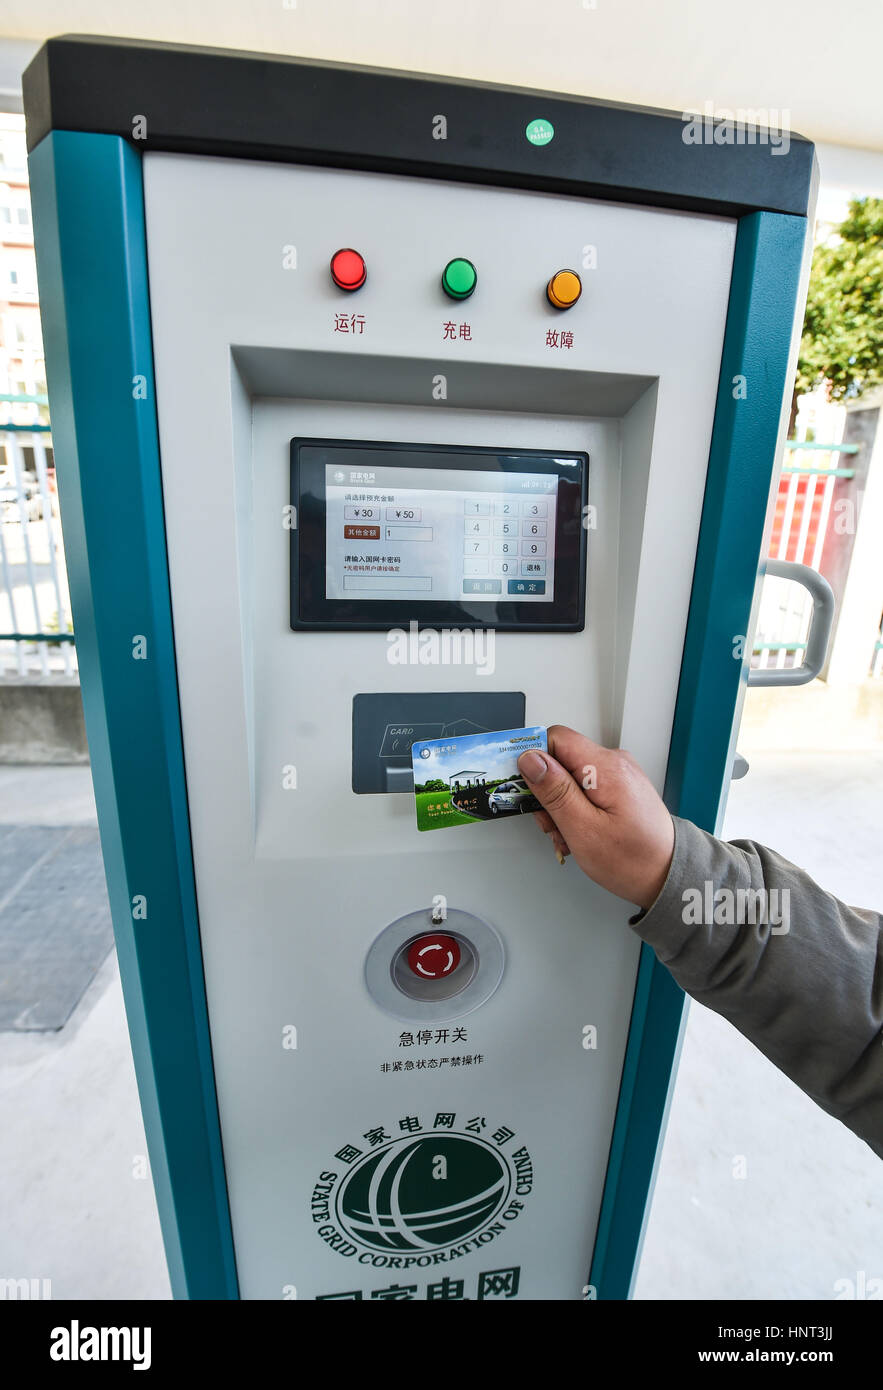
[28,131,239,1300]
[590,211,809,1299]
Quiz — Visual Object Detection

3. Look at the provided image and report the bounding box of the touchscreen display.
[325,463,558,603]
[290,439,588,632]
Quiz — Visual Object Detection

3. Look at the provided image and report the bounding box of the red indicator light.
[407,934,461,980]
[330,248,367,291]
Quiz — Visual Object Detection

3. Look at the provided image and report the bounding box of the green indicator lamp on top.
[441,257,477,300]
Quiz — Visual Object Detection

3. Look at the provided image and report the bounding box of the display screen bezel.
[290,438,588,632]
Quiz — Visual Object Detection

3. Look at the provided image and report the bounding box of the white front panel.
[143,154,735,1299]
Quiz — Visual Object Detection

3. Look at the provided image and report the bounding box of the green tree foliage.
[796,197,883,405]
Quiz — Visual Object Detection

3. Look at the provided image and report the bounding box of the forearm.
[632,816,883,1158]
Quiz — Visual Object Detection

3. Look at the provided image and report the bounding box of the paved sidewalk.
[1,754,881,1300]
[0,822,113,1030]
[0,767,170,1299]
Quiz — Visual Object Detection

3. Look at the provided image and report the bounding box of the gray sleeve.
[631,815,883,1159]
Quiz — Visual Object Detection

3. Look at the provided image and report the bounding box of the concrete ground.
[0,767,170,1299]
[1,751,881,1301]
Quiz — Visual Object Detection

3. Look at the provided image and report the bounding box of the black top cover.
[23,34,814,218]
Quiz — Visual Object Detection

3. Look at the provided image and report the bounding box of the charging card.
[410,725,547,832]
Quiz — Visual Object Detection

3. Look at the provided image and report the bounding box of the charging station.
[25,36,820,1300]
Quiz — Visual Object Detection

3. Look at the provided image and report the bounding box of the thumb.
[518,748,597,840]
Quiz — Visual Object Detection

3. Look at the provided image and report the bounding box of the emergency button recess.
[407,934,462,979]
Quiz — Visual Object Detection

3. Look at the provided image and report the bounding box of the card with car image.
[410,725,547,831]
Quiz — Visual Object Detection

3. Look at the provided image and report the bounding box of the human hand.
[518,725,675,910]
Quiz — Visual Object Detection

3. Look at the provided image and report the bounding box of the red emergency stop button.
[407,934,461,979]
[330,247,367,291]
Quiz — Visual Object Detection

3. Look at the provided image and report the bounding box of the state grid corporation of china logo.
[311,1111,533,1269]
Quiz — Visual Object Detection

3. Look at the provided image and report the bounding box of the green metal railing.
[1,412,75,675]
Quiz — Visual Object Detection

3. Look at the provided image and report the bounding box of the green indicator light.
[526,118,555,147]
[441,257,477,300]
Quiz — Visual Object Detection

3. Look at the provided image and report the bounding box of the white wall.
[1,2,883,149]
